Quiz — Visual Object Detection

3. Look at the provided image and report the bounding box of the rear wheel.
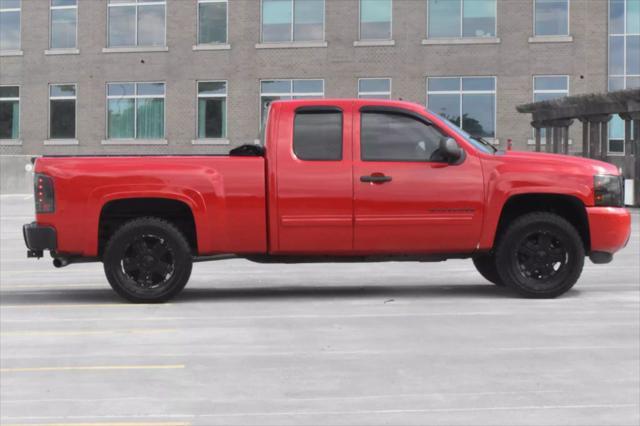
[472,254,504,286]
[103,217,192,303]
[495,212,584,298]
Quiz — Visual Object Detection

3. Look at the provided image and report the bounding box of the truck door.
[352,106,484,253]
[273,102,353,253]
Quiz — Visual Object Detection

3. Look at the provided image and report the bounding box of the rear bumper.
[586,207,631,255]
[23,222,57,257]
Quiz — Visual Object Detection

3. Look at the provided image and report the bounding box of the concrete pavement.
[1,195,639,425]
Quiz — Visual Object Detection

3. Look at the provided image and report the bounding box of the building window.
[533,75,568,142]
[197,81,227,139]
[608,0,639,153]
[360,0,392,40]
[260,79,324,124]
[534,0,569,36]
[293,110,343,161]
[198,0,227,45]
[533,75,569,102]
[107,82,165,140]
[107,0,166,48]
[427,76,496,139]
[0,86,19,140]
[261,0,324,43]
[427,0,496,39]
[50,0,77,49]
[0,0,20,51]
[358,78,392,99]
[50,84,76,139]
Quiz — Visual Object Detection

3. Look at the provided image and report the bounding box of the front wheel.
[495,212,584,298]
[103,217,192,303]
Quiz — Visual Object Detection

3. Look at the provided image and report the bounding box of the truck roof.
[269,98,427,111]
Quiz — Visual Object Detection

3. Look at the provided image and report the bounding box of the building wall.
[0,0,610,157]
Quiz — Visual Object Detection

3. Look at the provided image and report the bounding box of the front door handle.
[360,174,392,183]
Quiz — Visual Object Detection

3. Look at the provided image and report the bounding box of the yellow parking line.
[0,328,176,337]
[0,364,185,373]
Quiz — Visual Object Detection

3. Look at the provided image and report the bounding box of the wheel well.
[98,198,197,256]
[495,194,590,251]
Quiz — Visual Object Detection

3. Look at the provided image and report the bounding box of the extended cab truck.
[23,99,631,302]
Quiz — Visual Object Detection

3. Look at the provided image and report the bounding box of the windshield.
[434,113,496,154]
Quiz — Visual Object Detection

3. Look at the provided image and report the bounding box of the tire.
[472,254,505,286]
[495,212,584,298]
[103,217,192,303]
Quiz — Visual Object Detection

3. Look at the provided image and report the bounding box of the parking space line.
[0,284,106,290]
[0,364,185,373]
[0,389,566,405]
[0,328,176,337]
[1,403,636,422]
[0,303,172,309]
[3,423,190,426]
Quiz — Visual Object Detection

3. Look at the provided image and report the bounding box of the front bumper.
[586,207,631,255]
[23,222,57,258]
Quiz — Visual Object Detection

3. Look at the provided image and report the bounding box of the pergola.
[517,88,640,204]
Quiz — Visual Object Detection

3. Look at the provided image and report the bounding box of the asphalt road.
[1,194,639,426]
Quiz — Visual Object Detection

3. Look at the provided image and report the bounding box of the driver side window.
[361,111,445,162]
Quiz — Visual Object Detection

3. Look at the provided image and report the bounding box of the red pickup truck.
[24,99,631,302]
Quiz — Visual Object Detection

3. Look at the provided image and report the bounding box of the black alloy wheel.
[514,230,569,282]
[121,234,175,290]
[104,217,192,303]
[495,212,584,298]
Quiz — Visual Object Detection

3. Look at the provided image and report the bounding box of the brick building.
[0,0,638,158]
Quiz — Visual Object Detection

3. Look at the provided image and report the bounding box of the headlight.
[594,174,624,207]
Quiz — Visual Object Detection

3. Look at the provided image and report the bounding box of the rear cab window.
[293,109,343,161]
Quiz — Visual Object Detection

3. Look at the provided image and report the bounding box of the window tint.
[534,0,568,36]
[198,0,227,44]
[361,112,445,162]
[293,111,342,161]
[49,84,76,139]
[428,0,495,38]
[0,0,20,50]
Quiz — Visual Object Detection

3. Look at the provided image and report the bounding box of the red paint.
[34,99,630,259]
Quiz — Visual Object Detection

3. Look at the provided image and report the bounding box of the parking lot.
[1,194,638,426]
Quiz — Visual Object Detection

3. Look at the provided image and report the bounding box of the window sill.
[353,40,395,47]
[528,35,573,43]
[45,48,80,55]
[255,41,328,49]
[193,44,231,51]
[102,46,169,53]
[0,139,22,146]
[101,139,168,145]
[0,50,23,57]
[44,139,78,146]
[191,138,230,145]
[421,37,500,45]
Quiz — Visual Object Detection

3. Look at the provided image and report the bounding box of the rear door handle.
[360,174,392,183]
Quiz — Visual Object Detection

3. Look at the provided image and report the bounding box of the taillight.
[34,173,55,213]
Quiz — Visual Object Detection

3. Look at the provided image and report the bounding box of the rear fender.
[86,185,208,257]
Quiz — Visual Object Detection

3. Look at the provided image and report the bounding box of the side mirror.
[440,137,463,163]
